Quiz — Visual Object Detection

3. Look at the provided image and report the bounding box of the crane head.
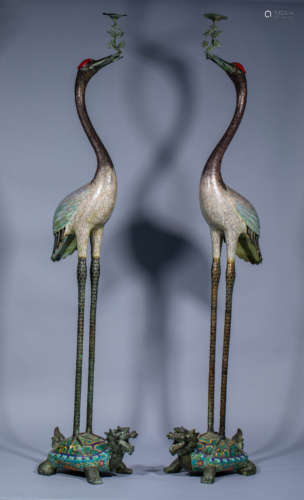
[207,53,246,78]
[77,53,122,80]
[232,62,246,74]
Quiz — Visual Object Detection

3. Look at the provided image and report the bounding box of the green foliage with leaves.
[202,13,227,55]
[103,12,127,54]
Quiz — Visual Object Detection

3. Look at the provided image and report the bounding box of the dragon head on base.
[167,426,199,456]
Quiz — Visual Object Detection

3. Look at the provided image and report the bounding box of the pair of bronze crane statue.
[38,13,261,485]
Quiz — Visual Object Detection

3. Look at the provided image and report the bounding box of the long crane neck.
[75,75,113,180]
[203,76,247,185]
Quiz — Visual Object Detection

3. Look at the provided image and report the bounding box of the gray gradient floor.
[0,0,304,498]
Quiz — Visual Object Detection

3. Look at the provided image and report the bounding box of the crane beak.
[207,53,235,74]
[90,53,123,70]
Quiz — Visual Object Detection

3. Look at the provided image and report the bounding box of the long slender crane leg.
[86,227,103,433]
[219,237,236,437]
[73,233,89,437]
[208,230,222,432]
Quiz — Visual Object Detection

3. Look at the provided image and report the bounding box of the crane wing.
[53,187,87,233]
[228,188,262,265]
[51,186,88,261]
[234,201,260,236]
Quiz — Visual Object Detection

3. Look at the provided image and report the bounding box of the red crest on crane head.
[232,62,246,74]
[78,58,93,69]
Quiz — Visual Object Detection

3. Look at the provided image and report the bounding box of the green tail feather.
[236,233,262,265]
[51,234,77,262]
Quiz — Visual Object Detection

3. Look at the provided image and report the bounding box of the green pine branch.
[103,12,127,54]
[202,13,227,55]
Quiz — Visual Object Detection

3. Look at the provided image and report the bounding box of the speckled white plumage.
[200,176,248,261]
[63,165,117,258]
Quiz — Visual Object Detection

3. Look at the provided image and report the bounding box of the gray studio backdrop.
[0,0,303,499]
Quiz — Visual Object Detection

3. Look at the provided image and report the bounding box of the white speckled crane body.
[53,165,117,259]
[200,180,260,262]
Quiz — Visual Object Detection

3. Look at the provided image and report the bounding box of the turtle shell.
[48,432,111,472]
[191,431,248,473]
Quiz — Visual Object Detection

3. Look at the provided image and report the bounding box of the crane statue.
[38,14,137,485]
[165,13,261,484]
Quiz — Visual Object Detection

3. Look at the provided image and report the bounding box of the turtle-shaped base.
[38,426,137,485]
[164,427,256,484]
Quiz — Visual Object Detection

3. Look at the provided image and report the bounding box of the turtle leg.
[38,459,57,476]
[85,467,103,485]
[201,465,216,484]
[237,460,256,476]
[164,458,182,473]
[116,462,133,474]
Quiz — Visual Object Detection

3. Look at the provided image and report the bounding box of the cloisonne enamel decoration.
[164,13,261,484]
[38,13,137,485]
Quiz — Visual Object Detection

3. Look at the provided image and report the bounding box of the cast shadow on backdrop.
[113,39,210,474]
